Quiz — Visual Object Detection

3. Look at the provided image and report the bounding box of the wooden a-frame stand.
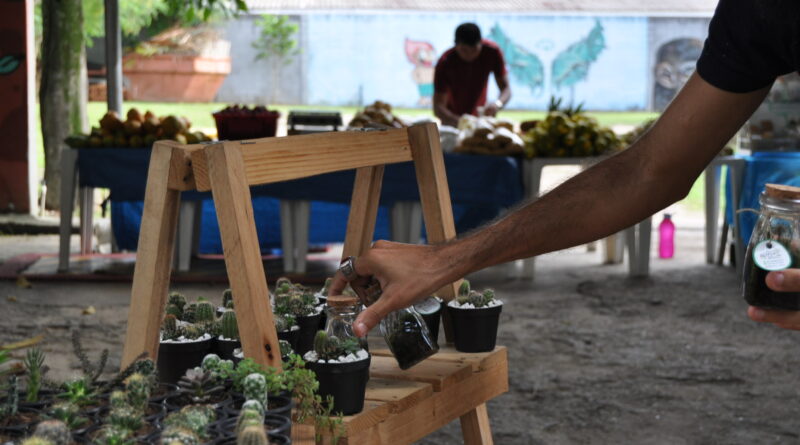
[120,123,508,444]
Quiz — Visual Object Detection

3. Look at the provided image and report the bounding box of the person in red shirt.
[433,23,512,127]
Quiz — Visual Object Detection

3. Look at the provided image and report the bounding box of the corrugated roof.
[247,0,718,14]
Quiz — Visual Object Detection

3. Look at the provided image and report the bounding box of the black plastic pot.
[294,312,323,355]
[149,382,180,405]
[277,328,300,350]
[308,356,370,415]
[213,432,291,445]
[0,407,40,438]
[447,305,502,353]
[316,300,328,330]
[215,337,241,361]
[165,393,232,419]
[157,337,214,384]
[16,388,57,411]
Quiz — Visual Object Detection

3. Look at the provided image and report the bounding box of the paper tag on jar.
[413,297,441,315]
[753,240,793,271]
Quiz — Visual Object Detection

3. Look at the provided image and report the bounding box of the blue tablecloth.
[77,148,524,252]
[726,152,800,245]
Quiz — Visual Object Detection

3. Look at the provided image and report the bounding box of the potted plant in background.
[273,277,323,356]
[216,309,241,361]
[447,280,503,353]
[413,296,443,345]
[304,330,370,415]
[158,312,213,385]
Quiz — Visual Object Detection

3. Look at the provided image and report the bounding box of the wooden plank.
[335,359,508,444]
[369,355,472,392]
[191,129,412,191]
[371,346,507,373]
[290,422,315,445]
[460,403,494,445]
[167,143,202,191]
[203,143,282,370]
[342,166,385,259]
[407,122,460,341]
[364,378,433,414]
[121,142,181,368]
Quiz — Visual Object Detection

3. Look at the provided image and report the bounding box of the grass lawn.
[40,102,710,213]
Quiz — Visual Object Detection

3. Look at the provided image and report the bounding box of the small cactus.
[222,289,234,309]
[162,314,180,340]
[458,280,471,298]
[109,390,127,409]
[2,374,18,417]
[201,353,221,371]
[182,323,205,340]
[241,399,265,416]
[95,425,132,445]
[32,420,70,445]
[183,303,197,323]
[124,373,151,412]
[132,358,155,377]
[278,339,292,358]
[47,402,86,430]
[109,404,142,432]
[195,301,215,323]
[165,303,183,319]
[164,405,215,439]
[242,373,268,409]
[236,409,264,434]
[220,309,239,340]
[273,314,289,333]
[482,289,496,302]
[161,426,200,445]
[168,292,187,310]
[21,439,54,445]
[236,424,269,445]
[313,331,343,361]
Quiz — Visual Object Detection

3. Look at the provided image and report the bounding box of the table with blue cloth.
[726,152,800,252]
[75,148,524,262]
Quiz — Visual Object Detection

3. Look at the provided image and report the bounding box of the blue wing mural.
[551,20,606,90]
[488,24,544,95]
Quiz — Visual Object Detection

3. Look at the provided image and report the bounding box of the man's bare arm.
[433,91,460,127]
[484,74,511,116]
[333,73,770,336]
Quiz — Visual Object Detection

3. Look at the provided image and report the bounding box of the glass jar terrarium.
[743,184,800,310]
[323,295,368,351]
[349,275,438,369]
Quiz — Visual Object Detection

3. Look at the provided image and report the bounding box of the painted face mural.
[653,38,702,110]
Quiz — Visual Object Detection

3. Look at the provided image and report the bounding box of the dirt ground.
[2,227,800,445]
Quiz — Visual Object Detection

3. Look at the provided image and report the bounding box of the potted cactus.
[273,277,324,356]
[274,313,300,350]
[156,404,218,444]
[446,280,503,353]
[217,309,241,361]
[166,366,232,416]
[158,309,214,384]
[217,288,235,317]
[304,331,370,415]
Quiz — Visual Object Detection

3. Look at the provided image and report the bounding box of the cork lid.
[765,184,800,200]
[327,295,359,307]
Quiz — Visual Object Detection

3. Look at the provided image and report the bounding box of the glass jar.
[324,295,368,350]
[743,184,800,310]
[349,276,437,369]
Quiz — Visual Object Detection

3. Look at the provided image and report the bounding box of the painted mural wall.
[221,11,712,111]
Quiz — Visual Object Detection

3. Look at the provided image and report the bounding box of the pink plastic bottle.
[658,213,675,259]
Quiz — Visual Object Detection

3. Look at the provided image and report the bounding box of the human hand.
[328,241,453,337]
[747,269,800,330]
[482,103,500,117]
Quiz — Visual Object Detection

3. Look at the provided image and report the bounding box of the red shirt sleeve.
[433,54,449,94]
[493,47,507,79]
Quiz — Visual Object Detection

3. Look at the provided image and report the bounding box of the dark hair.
[455,23,481,46]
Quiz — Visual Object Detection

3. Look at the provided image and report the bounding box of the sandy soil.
[2,227,800,444]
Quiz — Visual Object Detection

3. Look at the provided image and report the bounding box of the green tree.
[252,15,300,103]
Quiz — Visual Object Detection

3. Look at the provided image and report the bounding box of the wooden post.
[342,165,386,259]
[121,142,182,368]
[204,142,282,369]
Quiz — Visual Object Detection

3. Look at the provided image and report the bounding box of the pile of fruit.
[521,98,621,158]
[348,101,408,128]
[212,105,280,140]
[454,115,525,156]
[65,108,212,149]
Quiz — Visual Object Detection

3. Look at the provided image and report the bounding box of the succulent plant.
[182,324,205,340]
[279,339,292,358]
[23,347,45,402]
[109,390,127,409]
[183,303,197,323]
[201,354,233,382]
[195,301,216,323]
[220,309,239,340]
[124,373,151,412]
[241,399,265,416]
[108,404,143,432]
[71,330,109,384]
[2,374,18,417]
[236,409,264,434]
[273,314,296,333]
[161,426,200,445]
[320,277,333,296]
[165,303,183,319]
[168,292,187,311]
[201,353,221,370]
[237,424,269,445]
[94,425,134,445]
[178,367,224,404]
[312,331,360,361]
[275,276,291,290]
[132,358,155,378]
[58,377,96,406]
[456,289,496,308]
[162,314,181,341]
[21,438,54,445]
[222,289,234,309]
[164,405,215,439]
[47,401,87,430]
[242,373,268,409]
[458,280,471,298]
[32,420,70,445]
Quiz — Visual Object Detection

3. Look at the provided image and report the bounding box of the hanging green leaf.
[551,20,606,90]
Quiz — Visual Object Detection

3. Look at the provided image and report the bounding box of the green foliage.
[32,420,71,445]
[183,303,198,323]
[71,330,109,384]
[312,331,362,361]
[222,289,234,309]
[279,339,293,358]
[2,375,18,417]
[24,347,45,403]
[81,0,167,46]
[220,309,239,340]
[124,373,151,412]
[458,280,471,298]
[166,303,183,319]
[57,378,96,406]
[108,405,143,432]
[168,292,188,311]
[93,425,134,445]
[273,314,296,333]
[132,358,155,378]
[202,354,234,382]
[195,301,215,323]
[164,405,216,439]
[162,314,181,340]
[237,424,269,445]
[166,0,247,23]
[252,15,299,64]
